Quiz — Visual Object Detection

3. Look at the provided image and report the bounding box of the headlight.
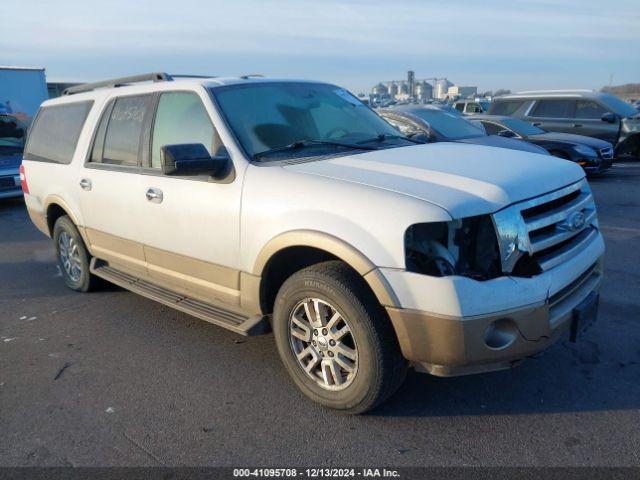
[405,215,501,280]
[572,145,597,156]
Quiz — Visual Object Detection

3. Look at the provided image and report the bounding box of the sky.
[2,0,639,94]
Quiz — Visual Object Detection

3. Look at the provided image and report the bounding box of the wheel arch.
[43,196,91,251]
[251,230,399,316]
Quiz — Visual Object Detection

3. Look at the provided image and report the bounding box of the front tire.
[273,261,407,414]
[53,216,97,292]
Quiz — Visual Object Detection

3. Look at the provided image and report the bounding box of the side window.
[481,121,503,135]
[574,100,607,119]
[101,95,152,166]
[489,100,525,116]
[24,101,93,164]
[531,99,573,118]
[465,103,481,114]
[454,103,465,112]
[151,91,219,168]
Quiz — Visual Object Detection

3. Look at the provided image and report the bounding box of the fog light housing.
[484,319,518,350]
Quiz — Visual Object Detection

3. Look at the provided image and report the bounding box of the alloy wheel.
[288,298,358,391]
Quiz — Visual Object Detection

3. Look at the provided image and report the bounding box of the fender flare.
[252,230,400,308]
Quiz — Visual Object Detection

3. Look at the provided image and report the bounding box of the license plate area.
[570,291,599,342]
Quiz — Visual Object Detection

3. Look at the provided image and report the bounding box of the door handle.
[572,124,583,128]
[532,122,542,127]
[146,187,163,203]
[79,178,92,191]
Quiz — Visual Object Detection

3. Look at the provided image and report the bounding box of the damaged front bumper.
[380,232,605,376]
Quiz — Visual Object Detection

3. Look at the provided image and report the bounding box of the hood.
[283,143,584,218]
[456,135,548,155]
[530,132,612,149]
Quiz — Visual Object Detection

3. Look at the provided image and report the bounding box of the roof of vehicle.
[380,104,451,113]
[43,73,333,106]
[494,90,601,100]
[469,114,513,122]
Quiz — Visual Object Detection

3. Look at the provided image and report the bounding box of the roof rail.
[63,72,173,96]
[239,74,264,79]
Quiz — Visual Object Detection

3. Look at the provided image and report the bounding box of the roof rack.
[63,72,218,95]
[63,72,173,96]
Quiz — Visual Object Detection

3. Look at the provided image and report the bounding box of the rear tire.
[272,261,407,414]
[53,216,98,292]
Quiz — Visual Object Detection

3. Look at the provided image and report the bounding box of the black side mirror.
[601,112,617,124]
[160,143,230,177]
[497,129,516,138]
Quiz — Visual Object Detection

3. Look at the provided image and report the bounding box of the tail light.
[19,164,29,194]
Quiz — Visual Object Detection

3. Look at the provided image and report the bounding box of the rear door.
[526,98,575,133]
[77,94,154,278]
[135,89,243,307]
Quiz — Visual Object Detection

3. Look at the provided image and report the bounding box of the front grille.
[0,175,17,190]
[599,147,614,160]
[493,179,599,274]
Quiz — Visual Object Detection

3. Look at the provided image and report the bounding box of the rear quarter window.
[488,100,526,116]
[24,101,93,164]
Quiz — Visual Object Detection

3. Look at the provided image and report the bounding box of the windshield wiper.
[252,139,377,160]
[356,133,424,145]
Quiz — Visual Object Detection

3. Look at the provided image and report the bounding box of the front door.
[572,99,619,144]
[526,98,575,134]
[136,89,243,307]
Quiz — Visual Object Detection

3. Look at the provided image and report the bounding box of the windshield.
[408,109,486,140]
[211,82,405,160]
[501,118,545,136]
[0,114,26,156]
[599,93,637,118]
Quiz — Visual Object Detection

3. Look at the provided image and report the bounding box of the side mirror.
[497,129,516,138]
[601,112,617,124]
[160,143,230,177]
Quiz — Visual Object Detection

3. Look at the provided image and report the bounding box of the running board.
[90,259,269,336]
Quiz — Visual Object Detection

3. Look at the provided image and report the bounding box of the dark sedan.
[471,115,614,173]
[378,105,549,156]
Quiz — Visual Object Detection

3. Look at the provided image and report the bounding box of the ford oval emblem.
[568,211,586,231]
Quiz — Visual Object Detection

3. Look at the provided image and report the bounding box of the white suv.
[22,73,604,413]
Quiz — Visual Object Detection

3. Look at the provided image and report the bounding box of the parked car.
[471,114,614,174]
[0,66,48,199]
[379,105,549,155]
[452,99,490,115]
[488,90,640,160]
[0,114,26,199]
[22,73,604,413]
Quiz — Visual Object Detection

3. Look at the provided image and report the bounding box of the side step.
[90,259,269,336]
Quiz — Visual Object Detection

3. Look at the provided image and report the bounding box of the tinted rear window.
[488,100,526,116]
[24,101,93,164]
[102,95,152,166]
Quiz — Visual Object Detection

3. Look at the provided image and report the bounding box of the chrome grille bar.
[492,178,599,273]
[536,228,598,271]
[529,208,597,253]
[524,191,593,232]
